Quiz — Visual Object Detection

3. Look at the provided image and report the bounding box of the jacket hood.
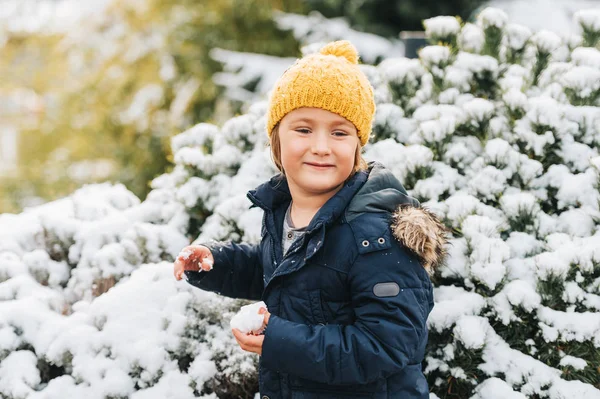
[346,162,449,275]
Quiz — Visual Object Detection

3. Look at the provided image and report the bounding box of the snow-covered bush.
[0,182,259,397]
[1,5,600,399]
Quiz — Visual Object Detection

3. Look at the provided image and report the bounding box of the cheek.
[335,141,358,166]
[280,136,305,165]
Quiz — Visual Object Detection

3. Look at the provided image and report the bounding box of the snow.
[377,58,425,90]
[0,350,41,399]
[492,280,541,325]
[538,306,600,346]
[471,377,527,399]
[505,232,543,259]
[453,316,487,349]
[419,46,452,68]
[500,192,539,220]
[210,49,295,103]
[502,89,528,112]
[0,0,110,34]
[428,286,486,331]
[229,301,267,334]
[417,118,457,143]
[3,5,600,398]
[574,8,600,31]
[486,0,600,35]
[534,251,571,280]
[560,66,600,100]
[423,16,461,38]
[462,98,495,123]
[504,23,532,50]
[477,7,509,29]
[272,11,404,64]
[559,355,587,370]
[571,47,600,69]
[468,166,507,200]
[557,209,595,237]
[530,30,563,54]
[458,23,485,53]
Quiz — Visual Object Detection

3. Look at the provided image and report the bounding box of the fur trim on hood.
[391,204,450,275]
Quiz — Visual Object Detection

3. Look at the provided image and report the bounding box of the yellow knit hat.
[266,40,376,146]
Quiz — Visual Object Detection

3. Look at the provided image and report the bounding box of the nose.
[311,130,331,155]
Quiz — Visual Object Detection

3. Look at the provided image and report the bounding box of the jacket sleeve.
[184,240,264,300]
[261,241,432,385]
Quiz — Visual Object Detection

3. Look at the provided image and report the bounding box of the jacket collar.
[246,166,369,234]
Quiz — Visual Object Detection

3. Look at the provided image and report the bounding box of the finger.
[177,248,194,262]
[231,329,249,350]
[258,307,266,315]
[232,328,244,342]
[200,257,214,271]
[237,332,259,347]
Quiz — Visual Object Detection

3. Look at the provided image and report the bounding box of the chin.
[298,175,344,193]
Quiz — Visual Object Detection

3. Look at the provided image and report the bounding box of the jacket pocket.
[308,290,327,325]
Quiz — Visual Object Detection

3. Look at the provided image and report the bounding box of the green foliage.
[0,0,304,214]
[304,0,485,37]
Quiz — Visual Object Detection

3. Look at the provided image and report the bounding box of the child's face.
[278,107,358,197]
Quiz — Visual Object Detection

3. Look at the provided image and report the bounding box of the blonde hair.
[269,123,368,180]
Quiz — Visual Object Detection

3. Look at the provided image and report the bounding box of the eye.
[332,131,348,137]
[295,128,311,134]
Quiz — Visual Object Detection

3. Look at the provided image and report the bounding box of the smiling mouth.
[305,162,335,168]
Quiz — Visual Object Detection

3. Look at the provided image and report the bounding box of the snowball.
[229,301,268,334]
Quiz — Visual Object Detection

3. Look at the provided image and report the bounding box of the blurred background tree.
[0,0,303,213]
[304,0,485,37]
[0,0,487,214]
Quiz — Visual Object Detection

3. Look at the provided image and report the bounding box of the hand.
[232,307,270,355]
[174,245,214,280]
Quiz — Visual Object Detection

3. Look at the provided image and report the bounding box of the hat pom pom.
[320,40,359,64]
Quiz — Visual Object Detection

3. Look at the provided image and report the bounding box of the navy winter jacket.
[186,161,448,399]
